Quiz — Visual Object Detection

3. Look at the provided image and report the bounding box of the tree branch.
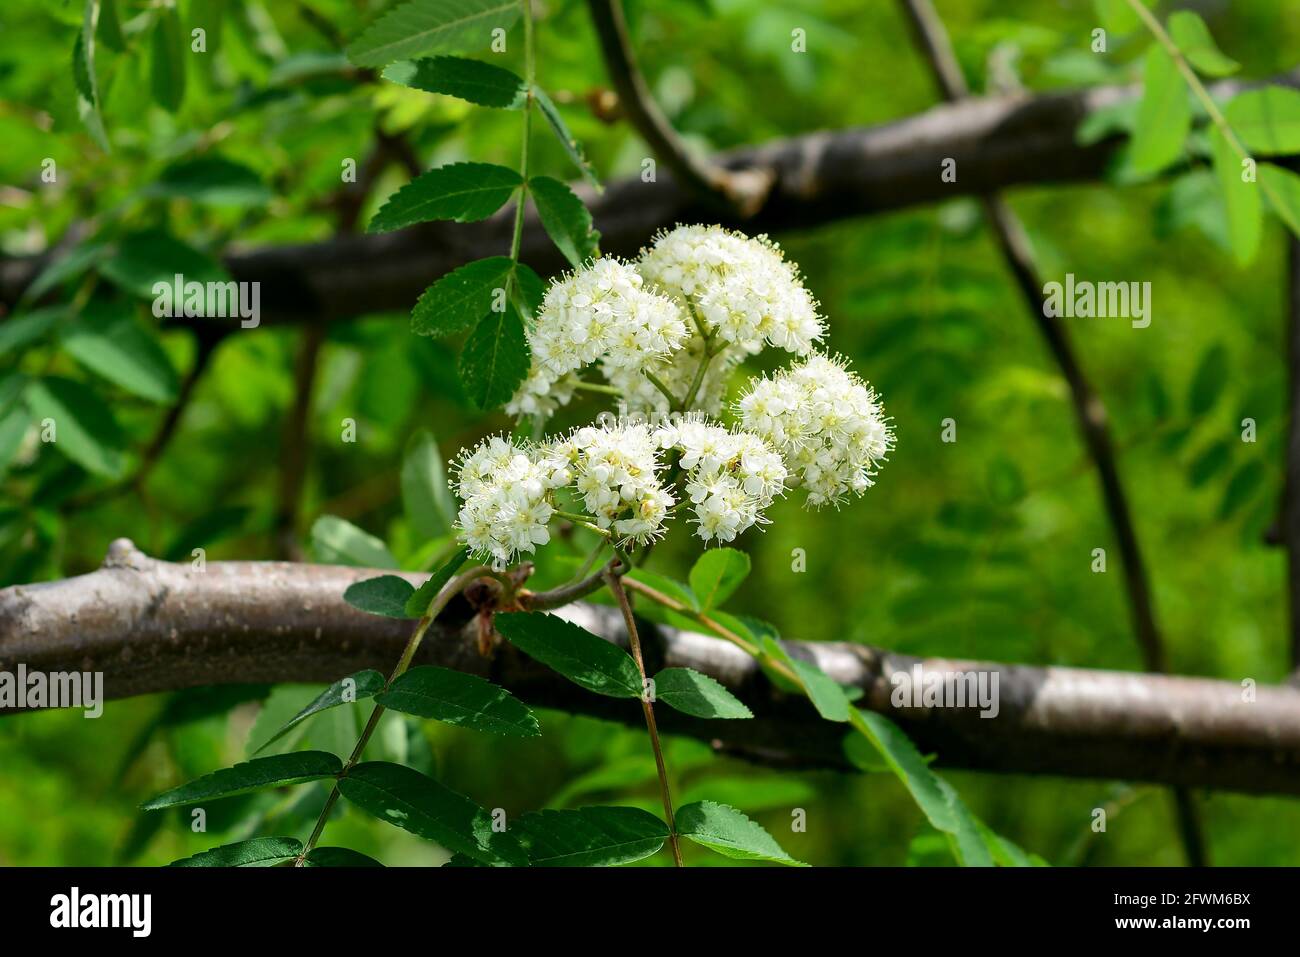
[3,541,1300,796]
[5,70,1296,328]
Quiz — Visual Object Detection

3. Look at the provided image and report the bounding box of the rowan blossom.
[737,353,893,508]
[452,437,569,564]
[550,421,674,545]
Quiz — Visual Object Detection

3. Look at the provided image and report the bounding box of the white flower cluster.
[449,224,892,564]
[738,354,893,508]
[655,417,787,543]
[506,259,688,417]
[452,437,569,564]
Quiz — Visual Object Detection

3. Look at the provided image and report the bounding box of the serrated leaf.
[511,262,545,322]
[458,304,529,410]
[303,847,385,867]
[25,376,126,477]
[169,837,303,867]
[344,575,418,618]
[347,0,521,69]
[495,611,642,699]
[402,429,457,539]
[515,806,668,866]
[533,85,600,188]
[676,800,805,866]
[151,6,186,113]
[1226,87,1300,155]
[1210,127,1261,266]
[1130,44,1191,176]
[141,751,342,809]
[98,230,230,299]
[384,55,525,108]
[150,156,271,206]
[761,636,850,722]
[369,162,521,233]
[411,256,514,337]
[529,176,599,268]
[60,300,178,402]
[311,515,399,568]
[1168,11,1238,77]
[338,761,527,865]
[404,545,470,617]
[849,709,993,866]
[254,670,386,755]
[378,666,540,737]
[688,547,750,610]
[652,667,752,719]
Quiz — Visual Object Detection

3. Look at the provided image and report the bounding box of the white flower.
[737,353,892,508]
[506,258,688,418]
[638,225,824,357]
[451,437,568,564]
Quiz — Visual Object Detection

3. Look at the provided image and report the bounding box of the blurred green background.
[1,0,1298,866]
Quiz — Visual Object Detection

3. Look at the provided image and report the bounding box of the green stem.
[570,379,622,395]
[554,509,612,537]
[644,369,681,407]
[507,0,536,283]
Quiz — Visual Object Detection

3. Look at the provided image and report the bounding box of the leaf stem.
[644,369,681,407]
[507,0,536,275]
[604,564,684,866]
[553,509,612,537]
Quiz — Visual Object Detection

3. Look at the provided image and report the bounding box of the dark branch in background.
[896,0,1204,866]
[584,0,773,214]
[5,70,1297,329]
[3,542,1300,797]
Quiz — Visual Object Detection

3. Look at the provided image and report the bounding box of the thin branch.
[5,542,1300,796]
[585,0,773,215]
[896,0,1201,866]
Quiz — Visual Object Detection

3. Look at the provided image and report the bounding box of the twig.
[584,0,773,215]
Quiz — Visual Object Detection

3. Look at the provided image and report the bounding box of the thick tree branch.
[3,542,1300,796]
[4,71,1296,328]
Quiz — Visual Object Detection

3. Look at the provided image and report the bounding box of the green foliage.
[411,256,517,338]
[368,162,523,233]
[346,0,521,69]
[675,800,805,866]
[141,751,343,810]
[529,176,600,267]
[150,5,186,113]
[458,304,530,409]
[60,301,179,403]
[169,837,303,867]
[377,666,541,736]
[1129,45,1191,176]
[533,86,600,188]
[401,430,458,540]
[25,376,125,477]
[688,547,751,610]
[514,806,668,866]
[495,611,644,698]
[652,668,753,719]
[312,515,400,568]
[255,671,386,753]
[404,545,470,617]
[344,575,419,618]
[383,56,526,108]
[150,156,272,207]
[1224,87,1300,154]
[1168,11,1239,77]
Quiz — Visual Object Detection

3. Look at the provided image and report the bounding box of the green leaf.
[529,176,599,268]
[141,751,342,809]
[344,575,418,618]
[404,545,470,617]
[338,761,527,866]
[60,300,179,403]
[0,401,31,473]
[369,162,521,233]
[1187,342,1228,415]
[1129,45,1191,176]
[652,667,752,719]
[169,837,303,867]
[25,376,126,477]
[402,429,458,539]
[73,24,109,152]
[1210,127,1261,266]
[378,666,540,737]
[626,569,698,612]
[411,256,514,338]
[303,846,385,867]
[253,670,387,755]
[1226,87,1300,155]
[688,547,751,610]
[150,156,271,206]
[676,800,806,866]
[533,85,600,188]
[151,5,186,113]
[760,636,851,722]
[511,262,545,322]
[311,515,399,568]
[494,611,643,698]
[98,0,126,53]
[458,303,530,410]
[515,806,668,866]
[0,307,67,357]
[1260,162,1300,239]
[347,0,521,69]
[849,709,993,866]
[383,55,525,108]
[1092,0,1138,35]
[98,230,230,299]
[1168,11,1238,77]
